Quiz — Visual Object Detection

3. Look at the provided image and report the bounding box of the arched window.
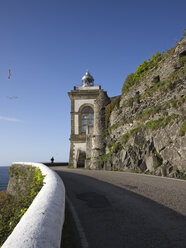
[81,106,94,134]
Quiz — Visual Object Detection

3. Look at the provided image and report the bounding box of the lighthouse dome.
[81,71,94,87]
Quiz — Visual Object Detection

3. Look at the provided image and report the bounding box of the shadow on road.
[55,169,186,248]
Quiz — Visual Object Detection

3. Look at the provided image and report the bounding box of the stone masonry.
[90,91,110,169]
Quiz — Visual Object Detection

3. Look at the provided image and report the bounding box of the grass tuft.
[179,121,186,136]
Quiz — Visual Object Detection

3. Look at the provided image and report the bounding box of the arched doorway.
[77,150,86,168]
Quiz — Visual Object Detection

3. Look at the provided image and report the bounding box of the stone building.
[68,71,110,168]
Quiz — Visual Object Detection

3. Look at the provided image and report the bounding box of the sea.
[0,166,9,192]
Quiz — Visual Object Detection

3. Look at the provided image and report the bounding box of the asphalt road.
[53,167,186,248]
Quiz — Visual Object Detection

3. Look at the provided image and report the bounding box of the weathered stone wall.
[90,90,110,169]
[3,162,65,248]
[7,164,35,196]
[104,40,186,178]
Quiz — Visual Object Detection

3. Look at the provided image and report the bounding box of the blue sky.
[0,0,185,166]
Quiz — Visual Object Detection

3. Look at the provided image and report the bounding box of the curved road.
[53,167,186,248]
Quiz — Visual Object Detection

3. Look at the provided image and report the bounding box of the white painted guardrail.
[2,162,65,248]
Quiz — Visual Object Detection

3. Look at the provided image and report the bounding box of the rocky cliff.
[102,39,186,179]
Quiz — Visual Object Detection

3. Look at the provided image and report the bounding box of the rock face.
[102,39,186,178]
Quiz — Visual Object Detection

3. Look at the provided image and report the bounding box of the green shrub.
[121,124,144,144]
[107,141,123,154]
[109,123,120,131]
[99,152,112,164]
[107,140,115,151]
[166,47,176,56]
[112,142,123,152]
[121,132,131,143]
[122,52,165,94]
[100,142,123,164]
[122,40,185,96]
[183,29,186,38]
[0,166,45,246]
[179,121,186,136]
[68,165,74,169]
[136,52,165,79]
[133,52,165,82]
[122,73,136,94]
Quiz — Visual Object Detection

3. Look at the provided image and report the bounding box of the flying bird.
[8,69,11,79]
[7,96,19,100]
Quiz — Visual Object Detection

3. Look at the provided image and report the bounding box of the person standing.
[51,157,54,164]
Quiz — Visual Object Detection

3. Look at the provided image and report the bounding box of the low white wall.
[2,162,65,248]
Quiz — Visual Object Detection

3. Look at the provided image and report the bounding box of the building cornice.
[68,89,107,100]
[70,134,86,142]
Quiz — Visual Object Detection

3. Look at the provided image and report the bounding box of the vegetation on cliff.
[102,36,186,178]
[122,52,166,95]
[0,166,45,246]
[120,114,181,144]
[122,32,186,95]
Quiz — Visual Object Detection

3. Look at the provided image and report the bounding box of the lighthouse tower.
[68,71,101,168]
